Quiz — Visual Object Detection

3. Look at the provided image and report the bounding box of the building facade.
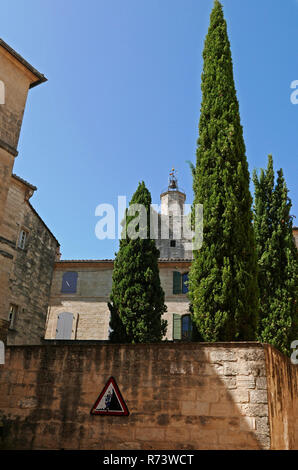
[0,39,60,345]
[45,177,193,342]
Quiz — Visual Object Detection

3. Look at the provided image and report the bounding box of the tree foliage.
[253,155,298,355]
[189,0,259,341]
[109,181,167,343]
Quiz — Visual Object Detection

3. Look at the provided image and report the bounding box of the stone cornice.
[0,137,18,157]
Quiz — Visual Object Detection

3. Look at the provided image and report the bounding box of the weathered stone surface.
[249,390,268,404]
[256,377,267,390]
[0,42,45,325]
[0,343,276,450]
[236,375,256,389]
[45,262,192,341]
[5,180,58,345]
[264,344,298,450]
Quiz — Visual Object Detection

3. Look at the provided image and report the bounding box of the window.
[173,272,189,294]
[8,304,18,329]
[18,229,28,250]
[61,272,78,293]
[173,314,193,341]
[56,312,74,340]
[182,273,189,294]
[170,240,176,247]
[181,315,192,341]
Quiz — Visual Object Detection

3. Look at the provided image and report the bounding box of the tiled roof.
[57,259,114,263]
[12,174,37,191]
[0,38,47,88]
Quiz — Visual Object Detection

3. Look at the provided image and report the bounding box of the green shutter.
[173,314,181,341]
[173,271,182,294]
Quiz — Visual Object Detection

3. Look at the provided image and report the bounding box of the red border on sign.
[90,376,130,416]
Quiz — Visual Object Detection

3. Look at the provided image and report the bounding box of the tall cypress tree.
[109,181,167,343]
[253,156,298,355]
[189,1,258,341]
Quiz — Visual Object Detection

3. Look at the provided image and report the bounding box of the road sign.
[90,376,129,416]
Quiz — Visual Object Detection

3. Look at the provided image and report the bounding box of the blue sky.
[1,0,297,259]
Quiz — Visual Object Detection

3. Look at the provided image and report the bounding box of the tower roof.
[160,168,186,197]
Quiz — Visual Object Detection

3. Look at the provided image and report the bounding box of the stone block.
[249,390,268,404]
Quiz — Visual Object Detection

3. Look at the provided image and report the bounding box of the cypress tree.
[189,0,258,341]
[253,156,298,355]
[109,181,167,343]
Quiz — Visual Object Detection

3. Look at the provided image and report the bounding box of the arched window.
[61,272,78,293]
[56,312,74,340]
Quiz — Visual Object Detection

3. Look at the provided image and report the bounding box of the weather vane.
[168,168,178,190]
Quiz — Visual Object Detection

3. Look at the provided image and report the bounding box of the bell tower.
[0,39,46,341]
[156,169,193,260]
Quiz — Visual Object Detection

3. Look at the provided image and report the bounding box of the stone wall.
[0,319,9,343]
[0,342,292,450]
[0,47,32,323]
[0,41,45,325]
[0,175,59,345]
[264,344,298,449]
[7,198,58,345]
[0,46,33,152]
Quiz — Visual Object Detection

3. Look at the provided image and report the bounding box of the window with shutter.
[181,314,192,341]
[173,271,182,294]
[173,313,182,340]
[182,272,189,294]
[56,312,74,339]
[61,272,78,293]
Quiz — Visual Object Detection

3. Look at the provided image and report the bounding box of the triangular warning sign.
[90,377,129,416]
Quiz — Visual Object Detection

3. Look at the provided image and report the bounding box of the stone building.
[0,39,60,345]
[45,176,193,342]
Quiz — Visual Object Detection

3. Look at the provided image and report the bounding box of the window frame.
[173,313,193,342]
[8,304,18,329]
[181,314,192,341]
[173,271,189,295]
[18,228,29,250]
[61,271,79,294]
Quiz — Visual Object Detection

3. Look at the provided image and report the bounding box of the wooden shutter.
[56,312,74,339]
[173,271,182,294]
[61,272,78,293]
[173,313,182,340]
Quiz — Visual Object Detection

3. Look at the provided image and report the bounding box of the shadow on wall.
[0,343,274,450]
